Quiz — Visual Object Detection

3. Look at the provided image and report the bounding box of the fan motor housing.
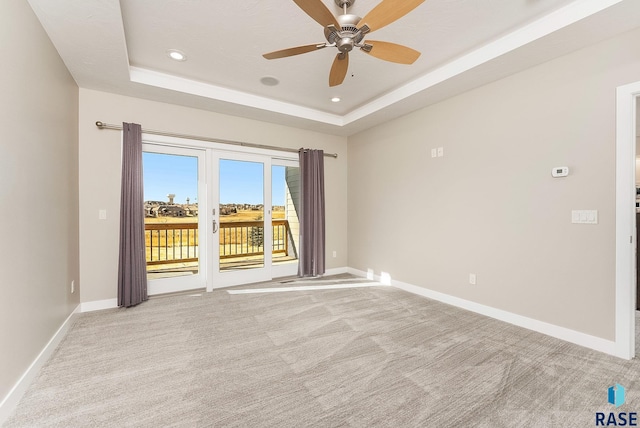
[324,13,364,50]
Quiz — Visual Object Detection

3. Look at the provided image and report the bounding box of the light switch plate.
[571,210,598,224]
[99,209,107,220]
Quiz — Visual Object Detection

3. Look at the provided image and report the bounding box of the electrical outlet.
[431,148,437,158]
[469,274,476,285]
[332,250,337,258]
[437,147,444,157]
[71,280,75,293]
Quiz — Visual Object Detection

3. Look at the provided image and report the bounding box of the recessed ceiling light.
[260,76,280,86]
[167,49,186,61]
[331,97,341,103]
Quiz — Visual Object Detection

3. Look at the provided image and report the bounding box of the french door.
[143,142,299,294]
[208,152,272,289]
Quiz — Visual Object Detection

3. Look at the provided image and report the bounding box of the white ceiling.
[28,0,640,136]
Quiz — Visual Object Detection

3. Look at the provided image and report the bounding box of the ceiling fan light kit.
[263,0,425,87]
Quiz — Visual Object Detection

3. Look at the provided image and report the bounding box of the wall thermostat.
[552,166,569,177]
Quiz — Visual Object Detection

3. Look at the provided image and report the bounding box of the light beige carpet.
[4,275,640,427]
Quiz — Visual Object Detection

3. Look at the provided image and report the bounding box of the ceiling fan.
[263,0,425,87]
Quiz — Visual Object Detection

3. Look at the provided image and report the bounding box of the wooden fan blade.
[362,40,420,64]
[293,0,341,28]
[357,0,425,33]
[263,44,326,60]
[329,53,349,87]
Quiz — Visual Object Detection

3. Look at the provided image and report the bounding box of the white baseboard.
[347,267,617,357]
[0,305,80,425]
[78,272,355,308]
[324,267,349,276]
[347,267,376,280]
[80,298,118,312]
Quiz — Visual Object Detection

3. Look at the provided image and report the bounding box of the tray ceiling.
[28,0,640,136]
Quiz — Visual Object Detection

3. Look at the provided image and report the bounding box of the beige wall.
[348,27,640,341]
[78,89,348,302]
[0,1,79,401]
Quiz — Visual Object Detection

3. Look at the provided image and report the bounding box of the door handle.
[212,219,218,233]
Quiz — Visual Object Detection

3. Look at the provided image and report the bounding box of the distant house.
[185,204,198,216]
[158,205,185,217]
[220,206,237,215]
[144,201,164,217]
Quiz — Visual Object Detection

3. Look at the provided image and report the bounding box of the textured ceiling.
[28,0,640,136]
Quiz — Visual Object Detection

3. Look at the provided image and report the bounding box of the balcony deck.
[146,253,297,280]
[145,219,297,280]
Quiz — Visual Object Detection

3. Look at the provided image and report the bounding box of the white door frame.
[615,80,639,359]
[140,134,300,293]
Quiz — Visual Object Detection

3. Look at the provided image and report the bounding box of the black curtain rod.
[95,121,338,158]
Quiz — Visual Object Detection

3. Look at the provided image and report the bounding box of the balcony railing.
[144,220,292,269]
[145,222,198,266]
[219,220,288,259]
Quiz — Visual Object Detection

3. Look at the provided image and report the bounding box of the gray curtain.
[298,149,325,277]
[118,122,148,307]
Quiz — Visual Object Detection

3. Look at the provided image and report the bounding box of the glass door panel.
[142,145,206,294]
[218,158,265,271]
[272,164,299,268]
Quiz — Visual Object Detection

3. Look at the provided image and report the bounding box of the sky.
[142,152,286,205]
